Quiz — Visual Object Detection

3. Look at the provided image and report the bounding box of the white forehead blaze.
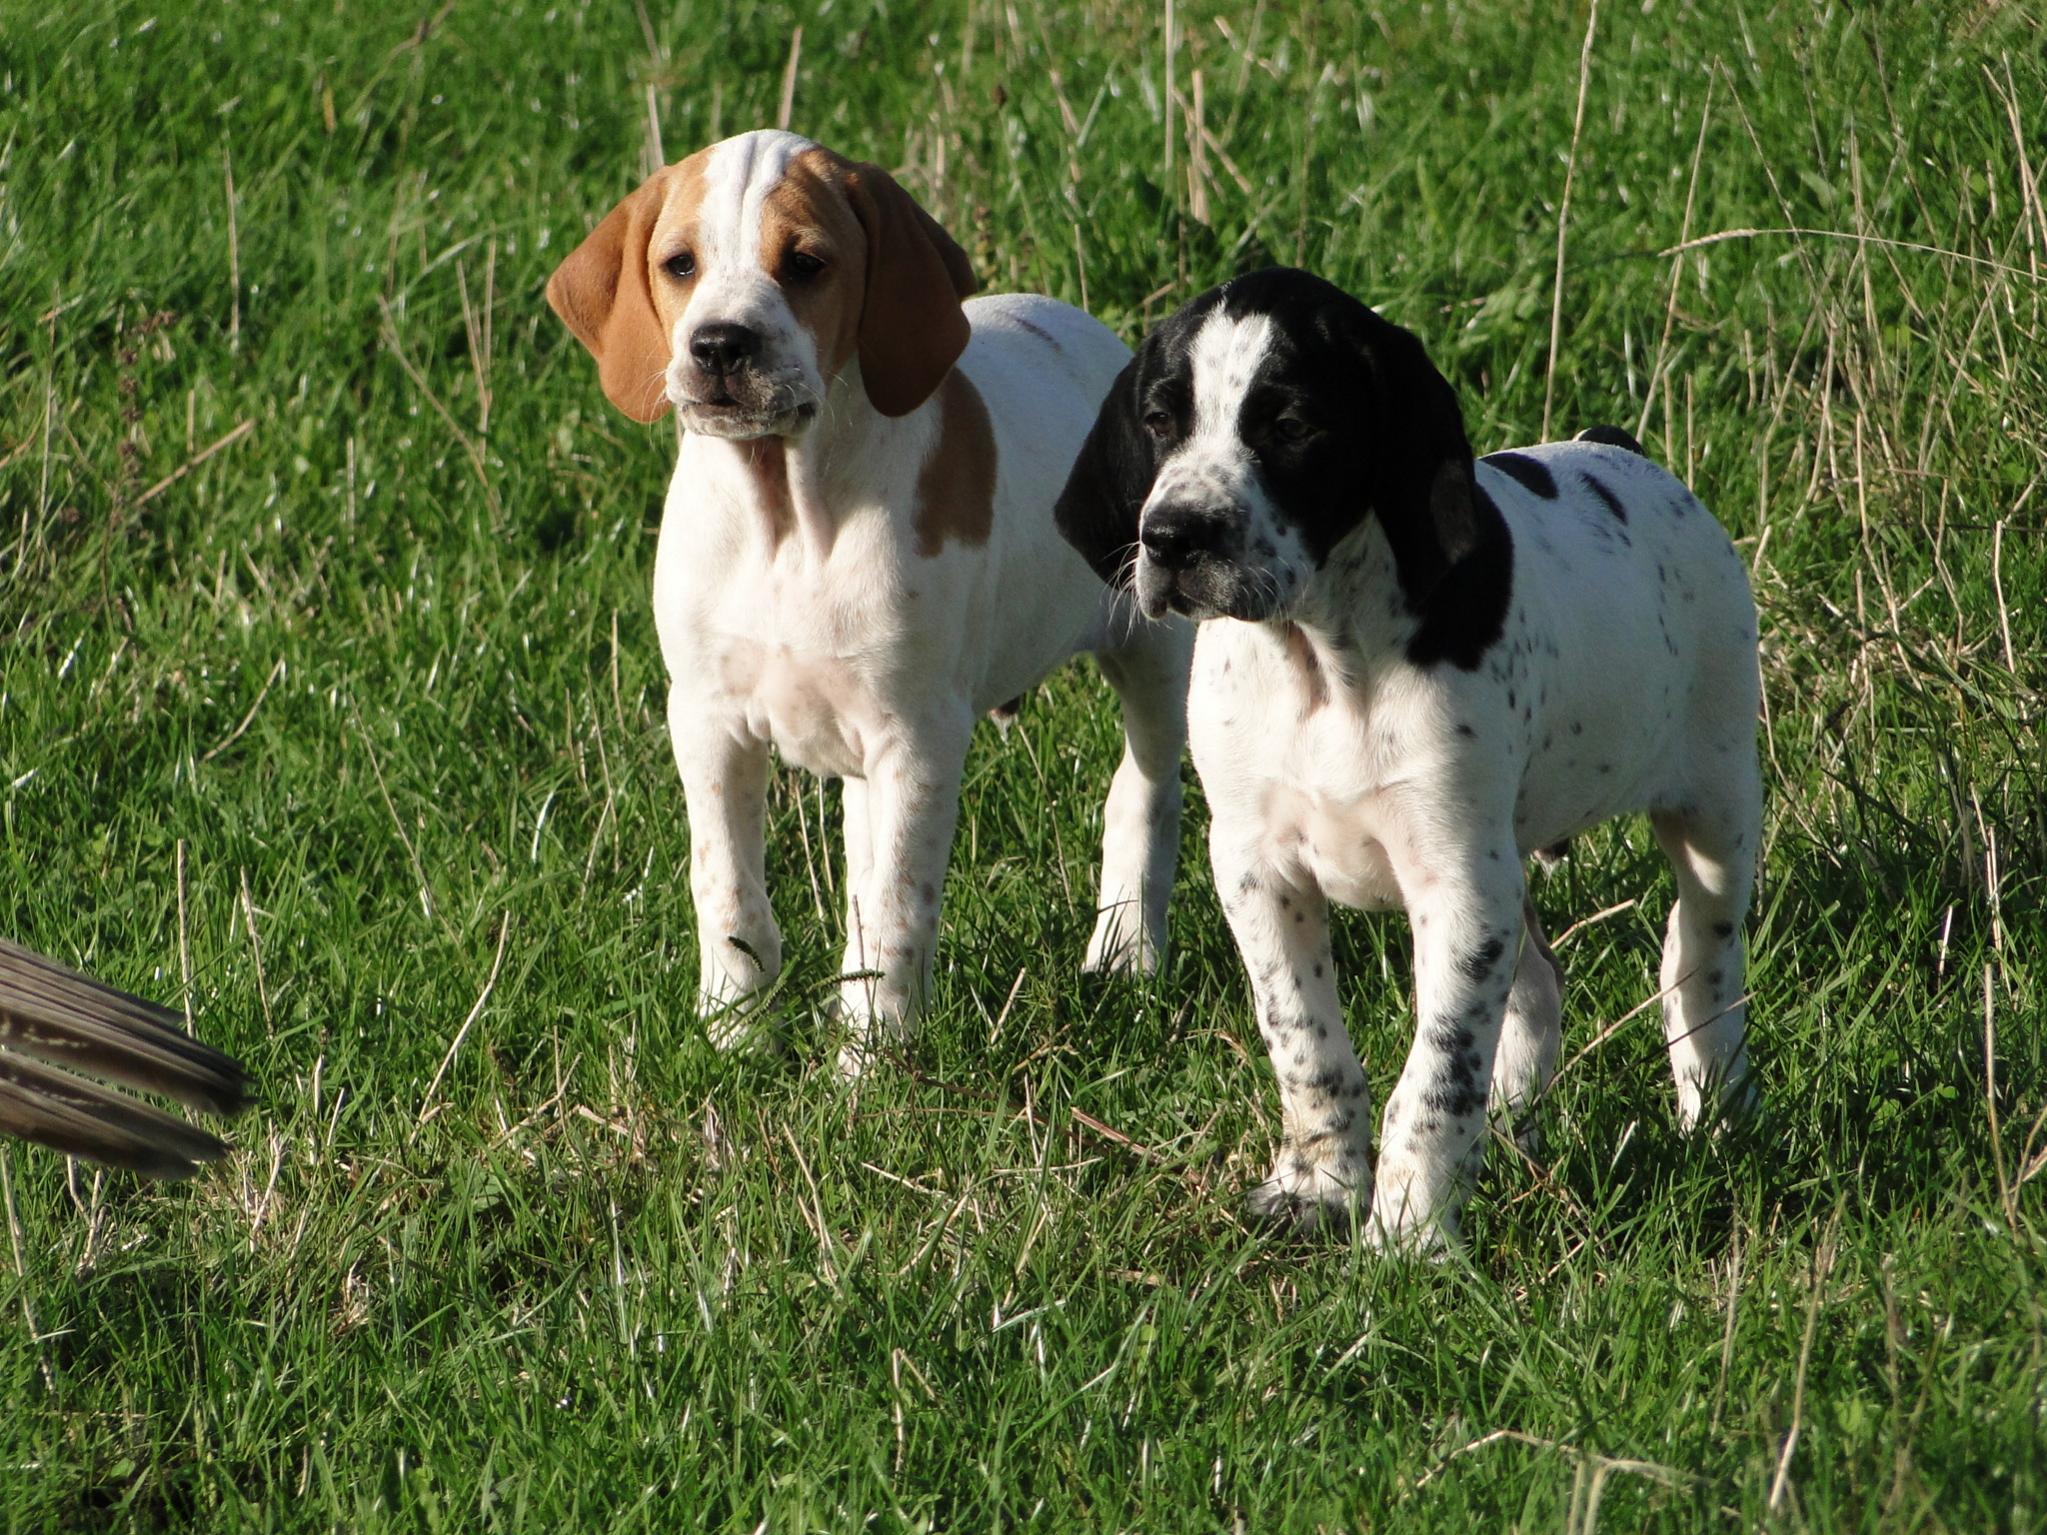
[1147,308,1276,508]
[679,130,820,361]
[697,129,817,268]
[1188,309,1275,443]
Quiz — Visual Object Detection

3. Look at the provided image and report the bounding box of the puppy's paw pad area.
[700,1008,796,1057]
[1080,912,1163,977]
[1242,1169,1366,1238]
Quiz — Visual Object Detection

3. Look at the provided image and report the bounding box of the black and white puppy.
[1058,268,1762,1252]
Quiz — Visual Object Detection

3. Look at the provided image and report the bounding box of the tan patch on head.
[757,148,869,378]
[641,149,714,343]
[546,151,710,423]
[914,371,996,557]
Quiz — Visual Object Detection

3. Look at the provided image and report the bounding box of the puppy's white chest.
[656,517,897,780]
[1193,631,1407,911]
[1268,781,1403,911]
[713,637,873,778]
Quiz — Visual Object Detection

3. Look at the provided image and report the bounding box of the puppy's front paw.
[699,1002,790,1057]
[830,992,910,1080]
[1363,1212,1459,1263]
[1243,1151,1370,1236]
[1081,903,1163,977]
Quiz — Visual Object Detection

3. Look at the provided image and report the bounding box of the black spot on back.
[1576,424,1646,455]
[1583,474,1628,523]
[1483,451,1558,499]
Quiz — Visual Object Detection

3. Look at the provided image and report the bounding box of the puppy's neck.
[692,369,934,555]
[1282,517,1421,679]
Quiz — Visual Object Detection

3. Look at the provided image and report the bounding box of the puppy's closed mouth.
[677,393,819,439]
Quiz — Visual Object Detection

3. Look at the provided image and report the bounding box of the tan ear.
[545,169,674,424]
[843,163,979,417]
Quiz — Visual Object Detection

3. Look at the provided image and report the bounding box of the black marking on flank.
[1583,474,1628,523]
[1575,424,1646,455]
[1484,451,1559,499]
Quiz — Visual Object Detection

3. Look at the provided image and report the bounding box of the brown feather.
[0,938,249,1179]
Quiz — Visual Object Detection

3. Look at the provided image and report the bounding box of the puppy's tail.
[0,938,249,1180]
[1575,425,1648,456]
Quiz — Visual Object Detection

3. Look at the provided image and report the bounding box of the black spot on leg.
[1421,1082,1482,1118]
[1456,722,1475,738]
[1457,935,1506,981]
[1714,920,1735,938]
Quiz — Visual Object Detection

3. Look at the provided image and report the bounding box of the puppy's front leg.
[1213,833,1374,1233]
[835,721,971,1077]
[1374,838,1526,1254]
[671,695,782,1047]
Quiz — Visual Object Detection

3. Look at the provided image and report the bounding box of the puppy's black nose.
[1140,508,1224,571]
[689,322,760,376]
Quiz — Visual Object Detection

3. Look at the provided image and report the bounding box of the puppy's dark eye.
[1142,409,1175,439]
[664,251,696,280]
[1271,416,1318,445]
[787,250,827,278]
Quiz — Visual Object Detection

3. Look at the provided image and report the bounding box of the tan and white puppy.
[548,130,1192,1072]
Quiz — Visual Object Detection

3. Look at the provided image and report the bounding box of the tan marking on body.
[913,371,996,557]
[739,439,794,541]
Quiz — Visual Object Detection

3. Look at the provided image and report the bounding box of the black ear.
[1056,356,1153,588]
[1348,309,1485,601]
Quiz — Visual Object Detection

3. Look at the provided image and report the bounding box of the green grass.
[2,0,2043,1528]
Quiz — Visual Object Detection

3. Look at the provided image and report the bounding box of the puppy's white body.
[1195,442,1760,1248]
[655,298,1139,780]
[1197,442,1758,894]
[550,132,1191,1069]
[1056,273,1761,1252]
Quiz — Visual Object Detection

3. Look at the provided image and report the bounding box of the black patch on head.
[1583,474,1628,523]
[1575,424,1647,456]
[1482,451,1558,499]
[1055,286,1238,587]
[1070,268,1515,662]
[1054,354,1153,586]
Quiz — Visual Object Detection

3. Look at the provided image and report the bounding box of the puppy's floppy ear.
[843,162,978,417]
[1056,356,1152,588]
[546,169,674,424]
[1351,309,1483,599]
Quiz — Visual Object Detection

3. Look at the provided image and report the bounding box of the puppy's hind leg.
[1489,896,1563,1154]
[1651,770,1761,1131]
[1082,616,1192,976]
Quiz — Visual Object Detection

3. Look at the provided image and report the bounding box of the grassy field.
[2,0,2043,1528]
